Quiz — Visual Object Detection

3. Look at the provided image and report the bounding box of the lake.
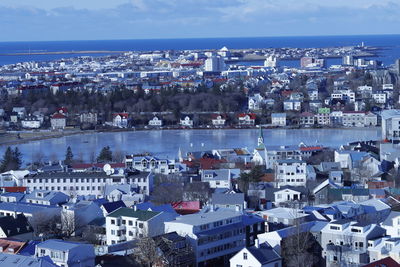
[0,128,381,165]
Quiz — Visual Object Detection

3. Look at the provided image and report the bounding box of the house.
[50,113,66,130]
[229,240,282,267]
[201,169,237,189]
[211,114,226,127]
[342,111,366,127]
[273,187,307,206]
[0,202,60,218]
[106,207,177,245]
[271,113,286,126]
[180,115,194,127]
[257,207,310,226]
[381,211,400,238]
[0,253,58,267]
[112,113,129,128]
[320,220,386,267]
[316,108,331,125]
[100,201,126,216]
[35,239,95,267]
[368,238,400,264]
[381,109,400,141]
[24,190,69,206]
[21,115,41,129]
[148,116,163,127]
[238,113,256,126]
[211,192,246,211]
[79,112,98,125]
[125,156,183,175]
[164,210,264,266]
[153,232,196,267]
[364,112,378,126]
[283,99,301,111]
[334,150,369,170]
[275,159,307,188]
[299,112,315,126]
[248,94,265,111]
[0,214,34,241]
[261,145,303,170]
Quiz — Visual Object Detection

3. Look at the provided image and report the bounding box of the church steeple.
[257,126,265,150]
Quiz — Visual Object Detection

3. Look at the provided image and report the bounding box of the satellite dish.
[103,164,112,173]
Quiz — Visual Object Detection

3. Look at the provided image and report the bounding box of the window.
[111,219,116,225]
[243,252,247,260]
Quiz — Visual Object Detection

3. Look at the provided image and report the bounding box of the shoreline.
[0,126,380,147]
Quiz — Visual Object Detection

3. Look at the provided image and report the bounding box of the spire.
[178,147,183,163]
[257,126,265,150]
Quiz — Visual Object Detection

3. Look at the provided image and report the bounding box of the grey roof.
[212,193,244,205]
[0,202,60,214]
[170,210,242,226]
[382,211,400,227]
[37,239,93,251]
[276,159,305,164]
[202,169,233,181]
[247,243,281,264]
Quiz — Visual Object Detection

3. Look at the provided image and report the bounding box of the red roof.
[211,114,227,119]
[58,107,68,113]
[113,113,129,119]
[362,257,399,267]
[51,113,66,119]
[1,186,27,193]
[200,158,226,170]
[238,113,256,120]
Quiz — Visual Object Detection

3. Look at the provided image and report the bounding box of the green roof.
[108,207,160,221]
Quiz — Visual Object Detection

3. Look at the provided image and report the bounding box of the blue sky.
[1,0,400,41]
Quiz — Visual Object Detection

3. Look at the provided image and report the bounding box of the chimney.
[255,238,260,248]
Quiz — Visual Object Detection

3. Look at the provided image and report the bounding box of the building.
[50,113,66,130]
[106,207,177,245]
[275,159,307,188]
[301,57,326,68]
[238,113,256,126]
[125,156,182,175]
[201,169,238,189]
[21,116,41,129]
[368,237,400,264]
[0,214,34,240]
[24,190,69,206]
[79,112,98,125]
[211,114,226,127]
[264,55,279,68]
[283,100,301,111]
[229,240,282,267]
[211,193,246,212]
[180,115,194,127]
[299,112,315,126]
[381,110,400,141]
[164,210,264,266]
[342,111,366,127]
[381,211,400,238]
[148,116,163,127]
[320,220,386,267]
[343,55,354,66]
[271,113,286,127]
[112,113,129,128]
[23,171,154,197]
[35,239,95,267]
[204,56,225,72]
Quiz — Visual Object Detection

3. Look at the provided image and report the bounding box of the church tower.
[257,127,265,150]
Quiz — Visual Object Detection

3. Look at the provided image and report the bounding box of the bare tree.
[61,211,85,238]
[152,182,184,205]
[112,149,125,163]
[183,182,212,205]
[133,230,161,267]
[29,212,62,240]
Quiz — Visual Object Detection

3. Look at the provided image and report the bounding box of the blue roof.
[37,239,88,251]
[102,201,126,213]
[18,240,42,256]
[0,202,60,214]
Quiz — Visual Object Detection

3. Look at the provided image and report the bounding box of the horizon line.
[1,33,400,43]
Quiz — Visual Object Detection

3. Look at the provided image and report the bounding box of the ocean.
[0,34,399,67]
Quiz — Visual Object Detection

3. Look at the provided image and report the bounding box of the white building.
[204,56,225,72]
[372,91,387,104]
[50,113,66,130]
[23,171,154,197]
[148,116,163,127]
[264,55,279,68]
[112,113,129,128]
[381,110,400,141]
[368,237,400,264]
[381,211,400,238]
[35,239,95,267]
[274,188,303,206]
[201,169,238,189]
[283,100,301,111]
[275,159,307,188]
[271,113,286,126]
[248,94,265,111]
[106,207,176,245]
[125,156,183,175]
[21,116,41,129]
[180,116,194,127]
[211,114,226,127]
[229,240,282,267]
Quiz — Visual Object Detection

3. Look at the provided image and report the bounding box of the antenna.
[103,164,112,174]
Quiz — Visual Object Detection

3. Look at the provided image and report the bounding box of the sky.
[1,0,400,41]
